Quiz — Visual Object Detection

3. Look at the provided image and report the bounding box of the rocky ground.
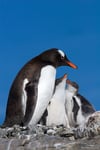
[0,111,100,150]
[0,123,100,150]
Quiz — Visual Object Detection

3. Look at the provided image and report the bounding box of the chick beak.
[62,74,67,80]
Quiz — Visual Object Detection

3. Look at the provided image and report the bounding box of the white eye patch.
[58,49,65,58]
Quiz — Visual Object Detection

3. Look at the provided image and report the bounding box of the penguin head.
[55,74,67,87]
[66,79,79,94]
[40,48,77,68]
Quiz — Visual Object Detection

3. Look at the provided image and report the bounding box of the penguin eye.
[61,56,64,60]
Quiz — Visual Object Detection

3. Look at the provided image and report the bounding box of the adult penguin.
[3,48,77,127]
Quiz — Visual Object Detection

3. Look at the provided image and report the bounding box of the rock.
[0,135,100,150]
[47,129,56,135]
[0,111,100,149]
[73,111,100,139]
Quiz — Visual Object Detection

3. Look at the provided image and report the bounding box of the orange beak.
[62,74,67,80]
[66,61,77,69]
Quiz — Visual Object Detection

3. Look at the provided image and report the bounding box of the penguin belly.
[47,98,70,128]
[65,92,75,127]
[29,65,56,126]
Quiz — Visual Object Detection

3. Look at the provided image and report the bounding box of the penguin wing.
[72,97,80,122]
[22,81,38,126]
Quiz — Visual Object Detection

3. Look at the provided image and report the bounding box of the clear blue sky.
[0,0,100,125]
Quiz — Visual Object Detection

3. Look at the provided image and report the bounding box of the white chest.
[65,91,74,114]
[65,91,75,126]
[29,65,56,126]
[46,91,70,128]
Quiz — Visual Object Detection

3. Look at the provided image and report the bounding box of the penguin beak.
[66,60,77,69]
[63,74,67,80]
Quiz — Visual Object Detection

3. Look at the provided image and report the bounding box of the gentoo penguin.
[3,48,77,127]
[40,74,70,128]
[65,79,95,127]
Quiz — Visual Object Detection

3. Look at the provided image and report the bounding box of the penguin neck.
[65,87,77,100]
[37,53,57,68]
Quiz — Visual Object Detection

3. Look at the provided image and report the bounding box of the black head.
[39,48,77,68]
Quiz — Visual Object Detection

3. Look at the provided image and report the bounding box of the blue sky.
[0,0,100,125]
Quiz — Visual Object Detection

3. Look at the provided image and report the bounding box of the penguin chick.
[42,74,70,128]
[65,79,95,128]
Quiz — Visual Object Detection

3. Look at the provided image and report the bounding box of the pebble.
[0,111,100,140]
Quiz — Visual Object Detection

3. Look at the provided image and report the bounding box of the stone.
[0,111,100,149]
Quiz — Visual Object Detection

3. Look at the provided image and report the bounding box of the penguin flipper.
[22,81,38,126]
